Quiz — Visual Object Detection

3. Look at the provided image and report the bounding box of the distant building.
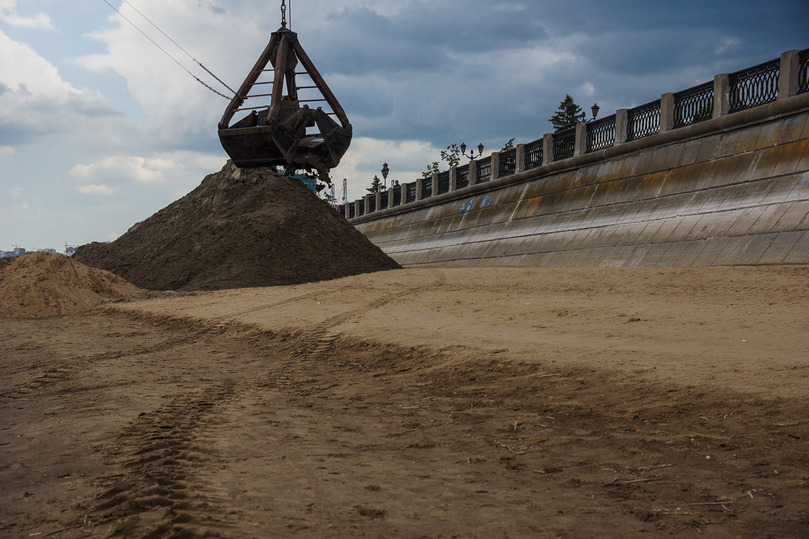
[1,248,27,258]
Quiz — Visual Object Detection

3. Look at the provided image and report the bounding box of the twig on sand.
[614,477,663,484]
[638,463,674,470]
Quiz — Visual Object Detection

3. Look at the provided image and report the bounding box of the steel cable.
[102,0,234,99]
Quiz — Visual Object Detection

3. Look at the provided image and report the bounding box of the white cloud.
[0,145,12,156]
[715,38,742,55]
[579,82,596,98]
[0,0,53,30]
[76,1,251,148]
[0,30,122,146]
[332,137,439,200]
[77,184,115,196]
[69,151,227,192]
[0,30,80,99]
[70,155,175,185]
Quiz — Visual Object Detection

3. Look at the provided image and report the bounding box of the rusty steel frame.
[218,26,352,184]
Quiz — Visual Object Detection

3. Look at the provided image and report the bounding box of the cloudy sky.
[1,0,807,251]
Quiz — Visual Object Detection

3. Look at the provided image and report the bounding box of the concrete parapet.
[660,94,675,132]
[714,74,731,118]
[468,160,478,186]
[354,96,809,268]
[542,134,553,166]
[515,144,526,173]
[615,109,629,143]
[780,50,800,100]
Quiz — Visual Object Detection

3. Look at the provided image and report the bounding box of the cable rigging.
[101,0,235,100]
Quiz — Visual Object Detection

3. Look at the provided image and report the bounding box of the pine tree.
[549,94,584,132]
[367,175,383,194]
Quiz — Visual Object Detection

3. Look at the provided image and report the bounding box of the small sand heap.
[74,161,400,291]
[0,252,140,319]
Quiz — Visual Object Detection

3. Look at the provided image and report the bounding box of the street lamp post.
[579,103,600,122]
[460,142,484,160]
[381,162,389,189]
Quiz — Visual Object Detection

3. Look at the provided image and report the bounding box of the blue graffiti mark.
[781,117,795,140]
[459,195,496,213]
[480,195,495,208]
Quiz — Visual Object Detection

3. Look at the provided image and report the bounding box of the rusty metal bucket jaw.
[217,27,352,181]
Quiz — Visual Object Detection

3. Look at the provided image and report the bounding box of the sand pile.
[0,252,140,318]
[74,161,400,291]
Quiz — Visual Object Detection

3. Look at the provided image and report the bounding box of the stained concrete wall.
[352,94,809,267]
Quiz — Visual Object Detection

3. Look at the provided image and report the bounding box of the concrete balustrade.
[347,58,809,268]
[353,94,809,267]
[342,48,808,220]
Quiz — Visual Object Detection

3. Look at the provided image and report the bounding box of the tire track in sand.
[2,334,199,402]
[286,268,446,359]
[83,380,238,537]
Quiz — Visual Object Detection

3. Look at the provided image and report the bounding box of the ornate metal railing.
[477,156,492,183]
[357,198,365,216]
[674,81,714,128]
[405,182,417,204]
[367,195,376,213]
[729,58,780,113]
[499,147,517,177]
[586,114,616,152]
[422,177,433,198]
[627,99,661,141]
[436,171,450,194]
[456,164,470,189]
[392,185,401,205]
[381,189,389,208]
[348,203,355,218]
[525,138,543,169]
[552,127,576,161]
[799,48,809,94]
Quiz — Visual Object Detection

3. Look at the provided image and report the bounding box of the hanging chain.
[280,0,287,27]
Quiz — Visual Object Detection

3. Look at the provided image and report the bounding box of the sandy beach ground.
[2,266,808,537]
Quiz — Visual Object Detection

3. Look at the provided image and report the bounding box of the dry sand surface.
[0,252,139,319]
[2,265,808,537]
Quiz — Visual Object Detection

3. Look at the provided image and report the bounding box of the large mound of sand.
[0,252,140,318]
[74,162,400,291]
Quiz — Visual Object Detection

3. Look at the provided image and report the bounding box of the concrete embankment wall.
[352,95,809,267]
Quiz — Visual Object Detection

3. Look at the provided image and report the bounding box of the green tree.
[501,137,515,151]
[422,143,463,177]
[367,175,383,194]
[549,94,583,132]
[422,162,440,178]
[441,144,462,168]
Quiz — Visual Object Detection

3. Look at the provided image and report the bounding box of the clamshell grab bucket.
[218,26,352,184]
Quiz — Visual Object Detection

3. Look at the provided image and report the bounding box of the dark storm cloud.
[298,0,808,149]
[551,0,808,75]
[307,2,548,76]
